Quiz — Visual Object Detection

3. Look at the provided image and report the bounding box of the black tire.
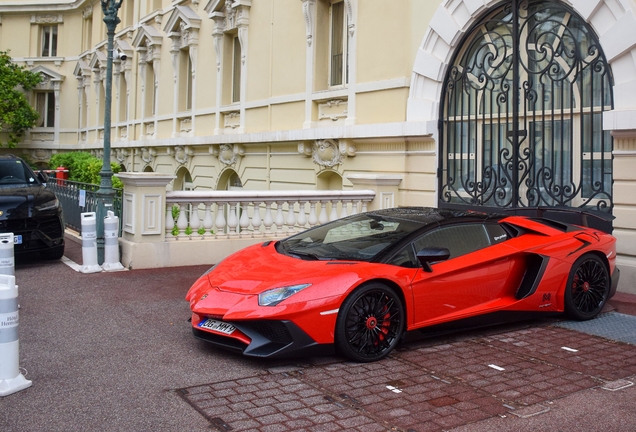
[41,245,64,260]
[564,253,609,320]
[335,283,404,362]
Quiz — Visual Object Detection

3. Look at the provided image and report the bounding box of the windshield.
[0,159,37,186]
[277,214,424,261]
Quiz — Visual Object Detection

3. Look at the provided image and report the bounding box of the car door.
[409,222,525,328]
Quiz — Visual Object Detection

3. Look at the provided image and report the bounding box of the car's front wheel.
[335,283,404,362]
[564,253,609,320]
[41,245,64,260]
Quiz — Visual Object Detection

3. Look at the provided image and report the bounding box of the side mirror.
[416,247,450,272]
[37,171,49,184]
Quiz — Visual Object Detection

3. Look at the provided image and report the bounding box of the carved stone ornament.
[298,142,313,157]
[116,149,128,163]
[312,139,343,167]
[218,144,245,166]
[30,149,51,161]
[141,147,156,163]
[226,0,237,29]
[174,145,194,165]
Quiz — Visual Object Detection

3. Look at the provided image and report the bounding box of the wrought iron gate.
[439,0,613,213]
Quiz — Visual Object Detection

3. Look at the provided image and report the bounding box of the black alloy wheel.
[564,253,609,320]
[335,283,404,362]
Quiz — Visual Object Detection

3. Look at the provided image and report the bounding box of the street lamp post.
[96,0,123,263]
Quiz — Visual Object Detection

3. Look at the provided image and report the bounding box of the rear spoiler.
[502,207,614,234]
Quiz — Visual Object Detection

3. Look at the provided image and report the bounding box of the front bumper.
[2,214,65,254]
[192,319,333,359]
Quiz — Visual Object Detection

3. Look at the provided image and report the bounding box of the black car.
[0,155,65,260]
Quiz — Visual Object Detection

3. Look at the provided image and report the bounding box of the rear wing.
[502,207,614,234]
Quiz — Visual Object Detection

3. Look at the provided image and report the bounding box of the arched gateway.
[439,0,613,213]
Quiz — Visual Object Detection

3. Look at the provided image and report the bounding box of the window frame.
[41,25,58,57]
[232,35,241,103]
[328,0,348,88]
[36,91,55,128]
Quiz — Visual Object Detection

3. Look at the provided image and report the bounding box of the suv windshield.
[277,214,423,261]
[0,159,37,186]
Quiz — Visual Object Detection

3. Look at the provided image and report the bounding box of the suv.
[0,155,65,260]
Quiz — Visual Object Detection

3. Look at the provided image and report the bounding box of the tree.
[0,51,42,147]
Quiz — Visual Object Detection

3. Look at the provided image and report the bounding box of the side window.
[485,223,509,244]
[386,245,418,268]
[413,224,492,259]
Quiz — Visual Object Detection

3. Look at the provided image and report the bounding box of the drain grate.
[553,312,636,345]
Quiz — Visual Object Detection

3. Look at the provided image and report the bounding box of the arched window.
[439,0,613,213]
[174,167,193,191]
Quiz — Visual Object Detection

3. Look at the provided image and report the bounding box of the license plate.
[198,319,236,335]
[14,235,22,245]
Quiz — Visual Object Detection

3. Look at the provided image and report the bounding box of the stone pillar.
[610,131,636,295]
[347,174,402,211]
[115,172,175,269]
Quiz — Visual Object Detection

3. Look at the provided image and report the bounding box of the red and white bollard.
[0,274,32,396]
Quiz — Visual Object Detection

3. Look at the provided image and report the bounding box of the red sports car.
[186,207,619,362]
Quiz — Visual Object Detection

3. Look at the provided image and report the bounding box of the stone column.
[347,174,402,211]
[611,131,636,295]
[115,172,175,268]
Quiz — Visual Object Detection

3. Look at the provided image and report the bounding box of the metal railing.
[46,179,122,235]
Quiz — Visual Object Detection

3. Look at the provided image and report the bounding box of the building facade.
[1,0,636,292]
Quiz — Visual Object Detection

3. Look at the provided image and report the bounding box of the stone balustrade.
[115,172,387,269]
[164,190,376,239]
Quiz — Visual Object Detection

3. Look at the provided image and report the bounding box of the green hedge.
[49,151,123,189]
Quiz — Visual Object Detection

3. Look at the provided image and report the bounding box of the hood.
[204,242,360,295]
[0,186,57,220]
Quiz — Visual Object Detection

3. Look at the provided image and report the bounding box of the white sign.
[0,311,19,329]
[79,189,86,207]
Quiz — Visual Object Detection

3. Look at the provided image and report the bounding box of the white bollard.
[0,274,32,396]
[0,233,15,276]
[102,210,124,271]
[80,212,101,273]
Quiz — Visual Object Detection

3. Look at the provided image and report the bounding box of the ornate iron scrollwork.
[440,0,613,213]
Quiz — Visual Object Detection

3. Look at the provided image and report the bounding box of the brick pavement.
[176,323,636,432]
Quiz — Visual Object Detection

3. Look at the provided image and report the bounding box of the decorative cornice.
[31,14,63,24]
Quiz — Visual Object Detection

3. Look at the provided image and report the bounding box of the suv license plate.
[198,319,236,335]
[14,235,22,245]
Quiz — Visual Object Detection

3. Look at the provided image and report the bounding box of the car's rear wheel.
[41,245,64,260]
[564,254,609,320]
[335,283,404,362]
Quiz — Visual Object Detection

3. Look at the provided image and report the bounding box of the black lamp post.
[96,0,123,263]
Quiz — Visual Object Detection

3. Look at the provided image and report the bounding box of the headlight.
[36,198,59,212]
[258,284,311,306]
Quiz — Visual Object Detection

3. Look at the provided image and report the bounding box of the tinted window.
[413,223,492,259]
[278,214,424,261]
[0,159,35,186]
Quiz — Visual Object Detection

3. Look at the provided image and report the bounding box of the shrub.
[49,151,123,189]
